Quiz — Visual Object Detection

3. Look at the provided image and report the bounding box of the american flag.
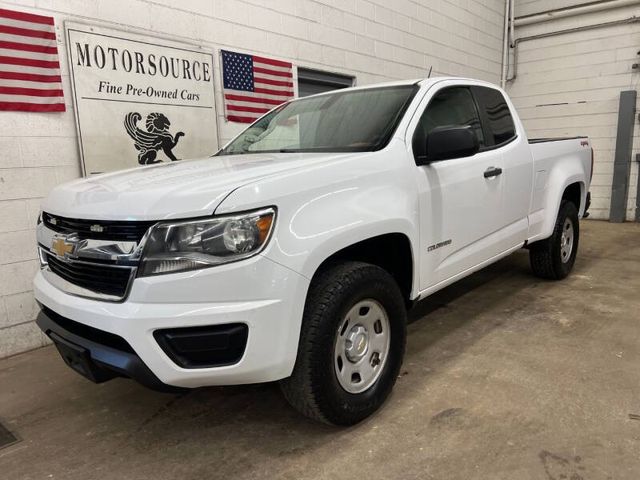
[221,49,293,123]
[0,8,64,112]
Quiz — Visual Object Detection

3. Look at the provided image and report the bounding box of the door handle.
[484,167,503,178]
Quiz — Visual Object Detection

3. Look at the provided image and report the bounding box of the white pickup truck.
[35,77,592,425]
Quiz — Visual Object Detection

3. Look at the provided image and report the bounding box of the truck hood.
[43,153,352,220]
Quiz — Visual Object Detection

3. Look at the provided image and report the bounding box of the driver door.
[413,85,507,290]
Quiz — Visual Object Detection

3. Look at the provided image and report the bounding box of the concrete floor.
[1,220,639,479]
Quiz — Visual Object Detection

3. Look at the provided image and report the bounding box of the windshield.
[217,84,418,155]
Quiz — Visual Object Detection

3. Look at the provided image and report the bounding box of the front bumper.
[34,255,309,388]
[37,306,182,392]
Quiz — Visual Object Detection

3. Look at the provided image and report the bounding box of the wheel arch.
[561,181,584,212]
[310,232,415,304]
[533,173,587,243]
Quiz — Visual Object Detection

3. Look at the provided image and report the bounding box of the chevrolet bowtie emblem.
[51,236,78,258]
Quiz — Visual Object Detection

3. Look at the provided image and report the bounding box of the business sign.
[65,23,218,175]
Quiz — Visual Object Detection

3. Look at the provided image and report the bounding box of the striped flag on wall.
[0,8,65,112]
[221,49,294,123]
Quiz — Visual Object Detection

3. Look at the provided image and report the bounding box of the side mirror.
[419,125,480,164]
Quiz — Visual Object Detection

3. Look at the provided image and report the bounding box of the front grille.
[43,212,155,242]
[44,252,133,299]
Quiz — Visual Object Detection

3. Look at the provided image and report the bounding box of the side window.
[473,87,516,145]
[413,87,484,161]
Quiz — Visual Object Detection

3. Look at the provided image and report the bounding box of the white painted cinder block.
[0,0,505,357]
[3,291,40,329]
[508,0,640,221]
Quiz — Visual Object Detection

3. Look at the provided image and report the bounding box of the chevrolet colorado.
[34,77,593,425]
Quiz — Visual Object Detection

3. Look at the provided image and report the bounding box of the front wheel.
[529,200,580,280]
[280,261,407,425]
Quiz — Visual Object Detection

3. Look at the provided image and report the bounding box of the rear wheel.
[280,261,407,425]
[529,200,579,280]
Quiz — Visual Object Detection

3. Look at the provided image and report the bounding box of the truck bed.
[527,136,592,224]
[528,136,588,144]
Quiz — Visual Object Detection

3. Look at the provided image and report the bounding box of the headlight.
[139,207,275,276]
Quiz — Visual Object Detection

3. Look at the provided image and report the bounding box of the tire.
[529,199,579,280]
[280,261,407,425]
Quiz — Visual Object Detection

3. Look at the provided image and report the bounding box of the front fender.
[215,145,421,296]
[285,207,417,282]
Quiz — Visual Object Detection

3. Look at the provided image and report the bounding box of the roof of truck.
[304,76,502,98]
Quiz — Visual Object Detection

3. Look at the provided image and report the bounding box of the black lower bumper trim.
[154,323,248,369]
[36,307,184,393]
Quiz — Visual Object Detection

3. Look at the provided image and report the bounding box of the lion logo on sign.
[124,112,185,164]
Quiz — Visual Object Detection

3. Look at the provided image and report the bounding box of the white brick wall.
[507,0,640,221]
[515,0,585,17]
[0,0,505,358]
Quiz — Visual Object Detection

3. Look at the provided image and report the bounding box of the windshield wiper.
[217,146,371,156]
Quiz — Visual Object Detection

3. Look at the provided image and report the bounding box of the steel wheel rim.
[560,218,574,263]
[334,299,391,394]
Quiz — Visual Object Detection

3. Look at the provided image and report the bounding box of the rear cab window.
[471,86,517,147]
